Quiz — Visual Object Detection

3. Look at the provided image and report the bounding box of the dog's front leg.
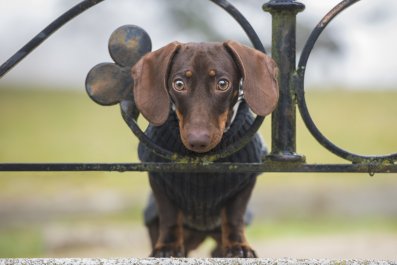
[221,178,257,258]
[149,175,185,257]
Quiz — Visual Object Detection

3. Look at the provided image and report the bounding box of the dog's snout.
[187,130,211,152]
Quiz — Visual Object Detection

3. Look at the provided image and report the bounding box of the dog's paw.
[224,245,257,258]
[151,245,185,258]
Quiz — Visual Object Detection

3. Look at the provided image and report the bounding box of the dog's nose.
[187,130,211,152]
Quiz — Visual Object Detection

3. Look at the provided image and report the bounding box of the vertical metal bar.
[263,0,305,162]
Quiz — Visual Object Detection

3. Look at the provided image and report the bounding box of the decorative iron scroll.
[295,0,397,164]
[0,0,396,173]
[85,23,266,162]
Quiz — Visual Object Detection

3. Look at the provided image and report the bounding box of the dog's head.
[131,41,278,153]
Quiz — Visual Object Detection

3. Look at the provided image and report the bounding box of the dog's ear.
[224,40,279,116]
[131,42,181,125]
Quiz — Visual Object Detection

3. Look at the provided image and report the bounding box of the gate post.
[263,0,306,162]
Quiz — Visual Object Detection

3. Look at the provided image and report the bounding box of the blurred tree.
[161,0,342,55]
[160,0,224,41]
[53,0,341,55]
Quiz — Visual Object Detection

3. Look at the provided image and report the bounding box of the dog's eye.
[217,79,230,91]
[173,79,185,91]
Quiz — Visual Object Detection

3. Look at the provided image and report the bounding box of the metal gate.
[0,0,396,174]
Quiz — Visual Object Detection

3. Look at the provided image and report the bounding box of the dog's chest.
[139,103,266,230]
[151,170,256,230]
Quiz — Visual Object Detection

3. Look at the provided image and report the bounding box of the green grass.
[0,88,137,163]
[0,227,43,258]
[295,89,397,162]
[256,89,397,164]
[1,88,396,164]
[0,86,397,257]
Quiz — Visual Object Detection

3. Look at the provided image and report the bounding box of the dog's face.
[167,43,240,152]
[132,41,279,153]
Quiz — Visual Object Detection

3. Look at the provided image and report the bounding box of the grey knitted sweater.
[139,102,266,231]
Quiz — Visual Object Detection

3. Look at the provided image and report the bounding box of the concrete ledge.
[0,259,396,265]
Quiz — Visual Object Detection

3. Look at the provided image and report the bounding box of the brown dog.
[131,41,278,257]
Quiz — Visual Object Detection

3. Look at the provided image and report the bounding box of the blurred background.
[0,0,396,259]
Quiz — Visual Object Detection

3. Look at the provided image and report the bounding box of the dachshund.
[131,40,278,257]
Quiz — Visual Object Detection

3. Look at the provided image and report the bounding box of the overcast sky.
[1,0,397,90]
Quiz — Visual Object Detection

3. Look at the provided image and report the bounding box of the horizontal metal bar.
[0,162,396,174]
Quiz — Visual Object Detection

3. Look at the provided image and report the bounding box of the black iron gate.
[0,0,396,174]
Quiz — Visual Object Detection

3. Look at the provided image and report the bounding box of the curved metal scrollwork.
[0,0,267,78]
[296,0,397,164]
[0,0,396,173]
[81,1,269,163]
[124,0,269,162]
[0,0,269,163]
[0,0,106,78]
[121,0,267,162]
